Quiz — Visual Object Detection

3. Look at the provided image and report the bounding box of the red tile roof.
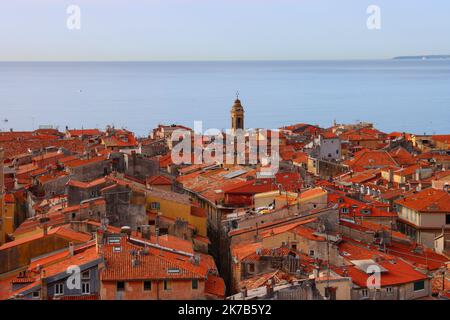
[344,150,398,172]
[395,188,450,213]
[67,129,102,137]
[386,241,448,271]
[328,192,397,218]
[0,225,91,251]
[231,242,263,261]
[0,137,87,159]
[260,218,317,239]
[432,135,450,144]
[336,240,429,287]
[146,175,173,186]
[37,171,69,184]
[389,147,417,166]
[101,238,207,281]
[32,151,65,162]
[64,156,107,168]
[321,132,338,139]
[205,275,226,298]
[67,177,108,189]
[14,211,66,236]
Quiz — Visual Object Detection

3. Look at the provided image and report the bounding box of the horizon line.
[1,56,449,63]
[0,58,397,63]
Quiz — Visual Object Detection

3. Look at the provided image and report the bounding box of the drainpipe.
[156,280,160,300]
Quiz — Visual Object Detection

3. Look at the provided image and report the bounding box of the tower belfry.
[230,93,245,132]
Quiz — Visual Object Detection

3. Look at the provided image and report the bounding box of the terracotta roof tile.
[395,188,450,213]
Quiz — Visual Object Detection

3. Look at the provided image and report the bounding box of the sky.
[0,0,449,61]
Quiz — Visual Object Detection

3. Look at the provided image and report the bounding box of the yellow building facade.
[146,190,207,237]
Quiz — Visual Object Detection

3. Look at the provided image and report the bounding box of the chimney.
[131,250,139,267]
[95,229,104,254]
[241,286,248,299]
[40,270,48,300]
[192,255,201,266]
[68,242,75,256]
[266,279,274,297]
[388,169,394,185]
[313,267,319,279]
[141,225,151,240]
[120,226,131,239]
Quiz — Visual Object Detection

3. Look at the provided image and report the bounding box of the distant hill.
[393,55,450,60]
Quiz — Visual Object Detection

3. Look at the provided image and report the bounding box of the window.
[341,207,349,214]
[117,281,125,292]
[163,280,171,291]
[446,214,450,225]
[81,282,90,295]
[32,291,40,299]
[414,281,425,292]
[192,279,199,290]
[361,289,368,298]
[151,202,160,210]
[167,268,180,274]
[386,287,393,295]
[248,263,255,273]
[71,213,76,219]
[55,283,64,296]
[108,237,120,244]
[82,270,90,280]
[309,250,315,257]
[291,243,297,250]
[143,281,152,291]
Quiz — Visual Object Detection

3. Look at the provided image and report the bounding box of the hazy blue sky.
[1,0,449,61]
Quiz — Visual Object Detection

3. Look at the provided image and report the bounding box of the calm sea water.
[0,60,449,136]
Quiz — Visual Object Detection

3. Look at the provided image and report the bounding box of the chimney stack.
[266,279,274,297]
[120,226,131,239]
[40,270,48,300]
[141,225,151,240]
[69,242,74,256]
[95,229,104,253]
[131,250,139,267]
[241,287,248,299]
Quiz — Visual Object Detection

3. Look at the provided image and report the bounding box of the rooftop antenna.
[236,91,240,100]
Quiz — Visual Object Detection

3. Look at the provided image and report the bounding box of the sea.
[0,60,449,136]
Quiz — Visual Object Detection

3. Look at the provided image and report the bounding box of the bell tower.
[230,93,244,132]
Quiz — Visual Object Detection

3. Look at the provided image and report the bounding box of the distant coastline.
[393,55,450,60]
